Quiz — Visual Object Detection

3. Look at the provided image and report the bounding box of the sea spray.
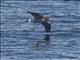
[27,19,35,31]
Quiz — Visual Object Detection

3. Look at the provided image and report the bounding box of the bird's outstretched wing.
[27,11,43,20]
[27,11,51,32]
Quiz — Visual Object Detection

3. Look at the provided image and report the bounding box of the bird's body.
[27,11,51,32]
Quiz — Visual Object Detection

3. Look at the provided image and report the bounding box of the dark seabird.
[27,11,51,32]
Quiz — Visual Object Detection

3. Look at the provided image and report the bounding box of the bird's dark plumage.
[27,11,51,32]
[41,21,51,32]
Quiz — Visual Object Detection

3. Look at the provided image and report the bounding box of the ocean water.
[1,1,80,60]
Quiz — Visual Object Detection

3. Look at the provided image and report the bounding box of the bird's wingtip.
[27,11,31,13]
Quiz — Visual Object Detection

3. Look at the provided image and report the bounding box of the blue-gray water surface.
[1,1,80,60]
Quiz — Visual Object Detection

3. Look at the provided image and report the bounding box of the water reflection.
[33,34,51,50]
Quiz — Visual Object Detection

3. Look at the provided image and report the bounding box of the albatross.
[27,11,51,32]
